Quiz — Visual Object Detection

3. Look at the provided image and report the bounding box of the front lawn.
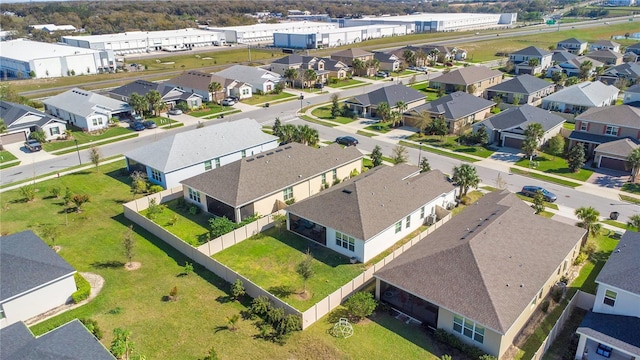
[365,122,394,133]
[145,116,179,128]
[570,230,619,295]
[514,152,593,182]
[189,104,228,118]
[42,127,134,152]
[327,79,365,88]
[242,92,297,105]
[509,168,581,188]
[311,106,356,124]
[142,199,212,246]
[400,140,480,163]
[410,83,441,101]
[406,134,495,159]
[212,228,365,311]
[0,150,18,163]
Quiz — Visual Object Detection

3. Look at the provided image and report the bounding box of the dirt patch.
[52,245,62,253]
[294,291,312,301]
[125,261,141,271]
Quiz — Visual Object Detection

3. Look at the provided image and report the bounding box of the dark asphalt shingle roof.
[551,50,577,63]
[272,54,305,65]
[0,100,65,130]
[1,230,76,302]
[476,104,565,132]
[168,70,243,92]
[594,138,640,157]
[568,130,619,145]
[628,84,640,94]
[374,191,586,334]
[586,49,623,60]
[511,46,551,57]
[558,38,586,45]
[595,230,640,295]
[181,143,362,207]
[346,84,424,107]
[0,320,115,360]
[577,312,640,356]
[431,66,503,86]
[602,63,640,79]
[576,105,640,128]
[331,48,373,58]
[287,165,455,240]
[109,80,200,103]
[485,74,554,95]
[407,91,494,120]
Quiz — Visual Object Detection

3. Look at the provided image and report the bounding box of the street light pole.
[74,139,82,165]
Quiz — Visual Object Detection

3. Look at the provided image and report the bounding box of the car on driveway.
[24,139,42,152]
[167,108,183,116]
[376,71,389,78]
[129,121,146,131]
[221,98,236,106]
[143,120,157,129]
[335,136,358,147]
[521,186,557,202]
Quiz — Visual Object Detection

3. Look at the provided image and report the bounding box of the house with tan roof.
[374,190,586,358]
[181,143,363,223]
[286,165,456,263]
[585,49,623,66]
[331,48,375,76]
[166,70,253,102]
[428,66,503,96]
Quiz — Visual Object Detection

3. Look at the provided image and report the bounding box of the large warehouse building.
[62,28,225,55]
[339,13,517,33]
[274,24,406,49]
[206,21,337,44]
[0,39,115,79]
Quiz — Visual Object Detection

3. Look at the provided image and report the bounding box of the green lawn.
[145,116,178,127]
[602,219,632,231]
[311,106,356,124]
[410,83,441,101]
[212,228,365,311]
[620,194,640,205]
[189,104,229,117]
[406,134,495,159]
[242,92,297,105]
[327,78,366,88]
[563,123,575,130]
[300,115,338,127]
[365,122,394,133]
[42,127,134,152]
[514,152,593,182]
[400,140,480,163]
[509,168,581,188]
[515,194,559,210]
[142,199,212,246]
[357,130,377,137]
[0,150,18,163]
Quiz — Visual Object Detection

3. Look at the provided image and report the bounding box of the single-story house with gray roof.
[286,165,456,263]
[181,143,363,223]
[404,91,494,134]
[624,84,640,107]
[0,230,77,329]
[374,190,586,358]
[108,79,202,110]
[472,104,565,149]
[541,81,618,114]
[0,100,67,145]
[574,231,640,360]
[215,65,281,94]
[125,118,278,189]
[166,70,253,102]
[598,63,640,86]
[344,84,425,118]
[484,74,555,106]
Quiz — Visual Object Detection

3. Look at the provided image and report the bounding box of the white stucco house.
[509,46,553,75]
[286,164,457,263]
[215,65,281,94]
[541,81,619,114]
[125,118,278,189]
[0,230,77,329]
[0,100,67,145]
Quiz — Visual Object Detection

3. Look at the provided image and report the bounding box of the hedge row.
[72,273,91,304]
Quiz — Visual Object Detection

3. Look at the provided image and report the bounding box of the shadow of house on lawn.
[265,228,357,269]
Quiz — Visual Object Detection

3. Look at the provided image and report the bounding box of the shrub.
[344,291,377,321]
[80,318,103,339]
[19,185,36,202]
[573,252,588,265]
[434,329,487,359]
[460,195,472,205]
[148,185,163,193]
[582,240,597,258]
[285,198,296,205]
[209,216,236,238]
[551,287,563,303]
[183,262,193,275]
[169,286,178,301]
[49,186,62,199]
[275,314,301,337]
[479,355,498,360]
[230,279,245,300]
[72,273,91,303]
[441,356,452,360]
[189,205,201,215]
[541,300,550,313]
[250,296,272,317]
[266,307,285,325]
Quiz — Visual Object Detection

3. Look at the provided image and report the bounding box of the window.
[332,169,337,180]
[204,160,212,171]
[604,290,617,306]
[405,215,411,229]
[321,173,326,184]
[453,314,484,344]
[580,121,589,131]
[191,100,199,107]
[420,206,425,219]
[150,168,162,182]
[241,150,246,158]
[214,158,220,168]
[605,125,619,136]
[283,187,293,201]
[0,307,5,320]
[50,127,60,135]
[395,221,402,234]
[335,232,355,251]
[242,88,250,95]
[188,188,200,203]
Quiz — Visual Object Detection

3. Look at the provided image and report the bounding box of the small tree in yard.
[626,147,640,183]
[41,224,60,247]
[209,216,236,238]
[169,286,178,301]
[296,250,315,295]
[370,145,383,167]
[452,164,480,198]
[19,185,35,202]
[130,171,148,195]
[567,144,586,173]
[575,206,601,239]
[419,157,431,173]
[183,262,193,275]
[146,198,165,220]
[272,213,286,234]
[330,93,340,118]
[49,185,62,199]
[110,328,135,360]
[71,194,90,212]
[522,123,544,158]
[89,146,101,170]
[391,145,408,164]
[547,133,565,160]
[123,225,136,266]
[226,314,240,331]
[230,279,245,300]
[344,291,377,322]
[201,348,220,360]
[532,191,545,214]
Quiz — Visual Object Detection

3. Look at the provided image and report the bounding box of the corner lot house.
[0,230,77,329]
[125,118,278,189]
[574,231,640,360]
[215,65,281,94]
[286,165,456,263]
[484,74,555,106]
[429,66,503,96]
[344,84,425,118]
[0,100,67,145]
[167,70,253,102]
[108,79,202,110]
[0,320,114,359]
[541,81,619,114]
[472,104,565,148]
[43,88,131,132]
[181,143,362,223]
[374,191,586,358]
[509,46,552,75]
[557,38,588,54]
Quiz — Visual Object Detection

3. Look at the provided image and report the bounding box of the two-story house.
[585,49,623,66]
[599,63,640,86]
[429,66,503,96]
[331,48,376,76]
[541,81,619,115]
[270,55,329,87]
[373,52,400,72]
[166,71,253,102]
[557,38,588,55]
[547,56,604,79]
[624,84,640,107]
[509,46,553,75]
[589,40,621,53]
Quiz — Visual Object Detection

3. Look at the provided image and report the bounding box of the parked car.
[521,186,557,202]
[24,139,42,152]
[221,98,236,106]
[376,71,389,78]
[314,83,324,89]
[132,114,143,122]
[129,121,146,131]
[335,136,358,147]
[167,108,183,116]
[143,120,157,129]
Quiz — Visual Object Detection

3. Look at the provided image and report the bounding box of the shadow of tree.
[91,260,125,269]
[268,285,294,298]
[216,295,234,304]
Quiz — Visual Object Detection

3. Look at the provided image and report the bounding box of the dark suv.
[521,186,557,202]
[24,139,42,152]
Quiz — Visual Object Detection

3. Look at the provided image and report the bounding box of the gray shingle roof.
[551,50,577,63]
[42,88,130,117]
[0,100,65,130]
[0,320,115,360]
[1,230,76,302]
[168,71,244,92]
[511,46,551,56]
[628,84,640,94]
[124,118,277,173]
[629,42,640,51]
[586,49,623,60]
[485,74,554,95]
[272,54,305,65]
[287,165,454,240]
[596,230,640,295]
[331,48,373,58]
[374,190,586,334]
[215,65,280,85]
[408,91,494,120]
[373,51,398,63]
[594,138,640,157]
[576,105,640,128]
[108,80,200,103]
[181,143,363,207]
[568,130,617,145]
[431,66,503,86]
[592,40,620,47]
[558,38,586,45]
[602,63,640,79]
[577,312,640,356]
[542,81,618,107]
[476,104,565,132]
[346,84,425,107]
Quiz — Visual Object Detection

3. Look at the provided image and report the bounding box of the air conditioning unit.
[426,214,437,225]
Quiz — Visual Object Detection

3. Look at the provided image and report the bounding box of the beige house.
[270,55,329,88]
[181,143,362,223]
[429,66,503,96]
[331,48,376,76]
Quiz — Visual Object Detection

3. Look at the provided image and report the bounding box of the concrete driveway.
[585,167,631,189]
[3,141,57,164]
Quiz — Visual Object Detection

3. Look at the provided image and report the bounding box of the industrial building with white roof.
[274,24,407,49]
[206,21,337,44]
[339,12,518,33]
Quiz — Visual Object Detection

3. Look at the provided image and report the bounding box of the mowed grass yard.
[242,91,297,105]
[42,127,135,152]
[3,161,442,359]
[311,105,356,124]
[213,228,366,311]
[514,151,594,182]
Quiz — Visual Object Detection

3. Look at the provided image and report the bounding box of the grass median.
[399,140,480,163]
[509,168,581,188]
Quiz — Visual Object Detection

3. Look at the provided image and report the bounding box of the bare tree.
[123,225,136,267]
[89,146,102,171]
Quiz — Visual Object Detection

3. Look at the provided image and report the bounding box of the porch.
[288,213,327,246]
[378,281,439,329]
[579,339,636,360]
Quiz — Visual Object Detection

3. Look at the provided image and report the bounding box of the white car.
[167,108,183,115]
[221,98,236,106]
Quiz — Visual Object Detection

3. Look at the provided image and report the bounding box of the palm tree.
[128,92,148,118]
[298,125,319,146]
[522,122,545,158]
[352,58,366,77]
[208,81,223,104]
[279,124,297,144]
[575,206,601,239]
[366,58,380,75]
[403,49,416,67]
[416,111,432,135]
[579,60,593,80]
[452,164,480,198]
[284,68,299,88]
[302,69,317,89]
[145,90,163,116]
[627,147,640,182]
[528,58,540,67]
[394,101,408,127]
[627,214,640,232]
[376,102,391,122]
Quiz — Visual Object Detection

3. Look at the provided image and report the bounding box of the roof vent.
[266,152,274,155]
[257,155,265,158]
[246,158,255,162]
[298,174,302,178]
[342,189,352,194]
[520,284,524,288]
[506,284,510,287]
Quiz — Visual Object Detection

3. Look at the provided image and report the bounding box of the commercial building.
[339,13,517,33]
[273,24,406,49]
[0,39,115,79]
[207,21,336,44]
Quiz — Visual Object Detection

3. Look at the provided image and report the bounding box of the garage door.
[503,136,523,149]
[1,131,27,145]
[600,156,628,172]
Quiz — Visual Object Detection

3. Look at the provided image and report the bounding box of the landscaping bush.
[573,251,588,266]
[433,329,487,359]
[148,185,163,194]
[80,318,103,339]
[230,279,245,300]
[189,205,201,215]
[460,195,472,205]
[541,300,550,313]
[250,296,272,317]
[248,296,301,342]
[344,291,377,321]
[72,273,91,303]
[551,287,563,303]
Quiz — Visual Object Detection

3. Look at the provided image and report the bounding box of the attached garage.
[594,138,638,174]
[1,131,27,145]
[598,156,629,172]
[503,136,523,149]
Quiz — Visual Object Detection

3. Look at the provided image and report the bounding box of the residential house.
[404,91,494,134]
[623,52,639,64]
[0,100,67,145]
[509,46,553,75]
[181,143,363,223]
[547,56,604,78]
[598,63,640,86]
[420,44,467,62]
[0,320,115,360]
[108,79,203,110]
[43,88,131,132]
[589,40,621,53]
[623,84,640,107]
[551,49,578,64]
[541,81,619,114]
[0,231,77,329]
[627,42,640,56]
[557,38,588,54]
[374,190,586,358]
[484,74,556,106]
[215,65,281,94]
[593,138,639,172]
[585,49,623,66]
[331,48,375,76]
[322,58,350,80]
[286,165,456,263]
[472,104,565,148]
[373,52,400,72]
[125,118,278,189]
[166,71,253,102]
[574,231,640,360]
[569,105,640,169]
[429,66,503,96]
[344,84,425,118]
[269,55,329,87]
